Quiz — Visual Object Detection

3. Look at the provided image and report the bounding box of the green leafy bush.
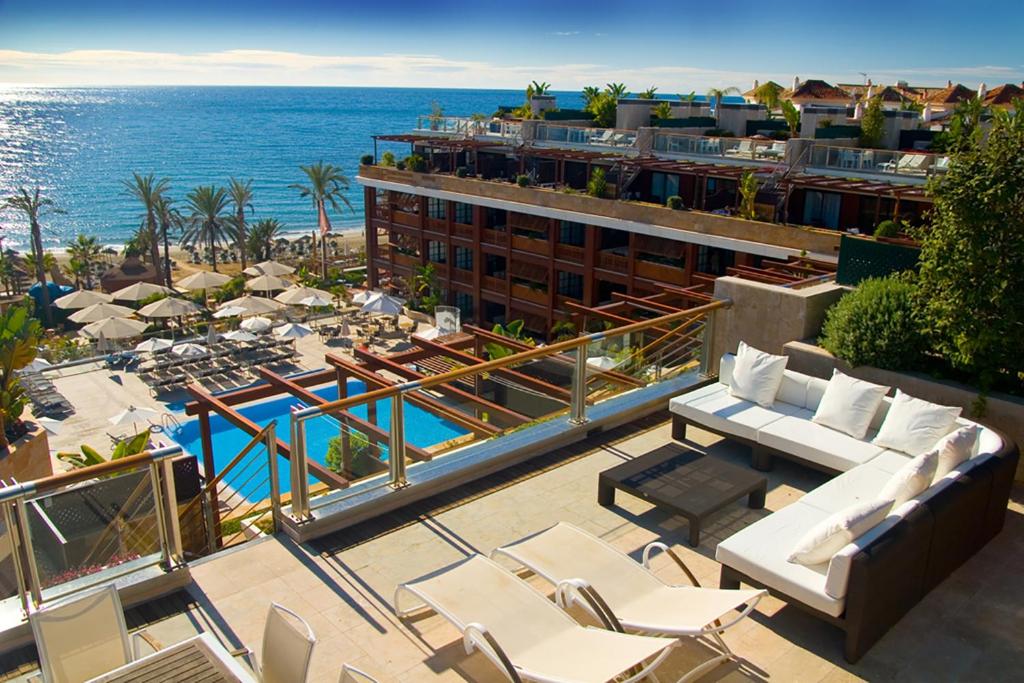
[873,220,900,238]
[403,154,427,172]
[359,154,374,166]
[515,174,531,188]
[665,195,683,210]
[819,275,925,371]
[455,166,468,178]
[380,151,396,167]
[586,168,608,198]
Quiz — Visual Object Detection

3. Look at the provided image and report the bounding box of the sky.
[1,0,1022,91]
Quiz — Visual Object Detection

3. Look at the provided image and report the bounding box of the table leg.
[748,484,766,510]
[598,479,615,507]
[688,517,701,547]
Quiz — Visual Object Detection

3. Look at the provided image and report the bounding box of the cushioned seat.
[715,501,844,617]
[757,416,887,472]
[799,465,895,514]
[669,384,803,442]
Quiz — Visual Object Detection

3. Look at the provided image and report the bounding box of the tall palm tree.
[706,87,741,126]
[182,186,231,272]
[66,234,102,290]
[247,218,282,262]
[226,177,254,273]
[530,81,551,96]
[153,195,183,287]
[290,162,352,278]
[582,86,601,111]
[605,83,629,99]
[638,86,659,100]
[2,188,63,326]
[122,173,169,284]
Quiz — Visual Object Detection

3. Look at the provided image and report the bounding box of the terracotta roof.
[742,81,784,98]
[924,83,977,104]
[784,80,850,100]
[873,86,913,103]
[983,83,1024,106]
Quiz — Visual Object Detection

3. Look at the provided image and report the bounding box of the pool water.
[167,380,468,503]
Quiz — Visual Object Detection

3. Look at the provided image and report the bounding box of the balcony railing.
[481,228,508,247]
[554,243,585,263]
[534,124,637,148]
[482,275,507,294]
[635,258,686,285]
[413,116,521,140]
[652,132,786,163]
[806,143,948,179]
[510,282,548,306]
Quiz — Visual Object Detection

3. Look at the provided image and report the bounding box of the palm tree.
[247,218,282,262]
[66,234,102,289]
[605,83,629,99]
[677,91,698,104]
[582,86,601,110]
[122,173,170,284]
[752,82,784,113]
[290,162,353,277]
[706,87,741,125]
[2,188,63,326]
[153,195,183,287]
[781,100,801,138]
[182,185,231,272]
[227,177,254,273]
[638,86,658,100]
[530,81,551,96]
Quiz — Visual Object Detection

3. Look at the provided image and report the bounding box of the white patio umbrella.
[244,260,294,277]
[80,317,147,340]
[219,295,285,316]
[68,302,135,323]
[137,297,201,318]
[95,332,109,354]
[274,323,313,339]
[207,323,219,345]
[299,294,333,308]
[108,405,159,434]
[340,319,351,336]
[245,274,289,293]
[111,282,176,302]
[176,270,232,291]
[25,358,52,372]
[36,416,63,435]
[53,289,113,310]
[351,290,380,305]
[223,329,257,342]
[240,316,272,333]
[135,338,173,353]
[361,294,405,316]
[212,305,247,319]
[172,343,207,357]
[275,285,333,305]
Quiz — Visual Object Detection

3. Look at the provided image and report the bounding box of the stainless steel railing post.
[389,395,408,488]
[265,421,282,532]
[148,462,172,570]
[154,452,185,568]
[14,497,43,608]
[569,346,590,425]
[290,412,311,521]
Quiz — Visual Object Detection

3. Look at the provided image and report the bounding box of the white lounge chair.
[29,585,161,683]
[394,555,676,683]
[493,523,766,683]
[339,664,379,682]
[725,140,754,158]
[234,603,316,683]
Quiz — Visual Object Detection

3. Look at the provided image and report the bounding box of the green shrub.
[586,168,607,198]
[665,195,683,210]
[359,154,374,166]
[380,151,396,167]
[515,174,531,187]
[873,220,900,238]
[455,166,468,178]
[819,275,926,371]
[403,154,427,172]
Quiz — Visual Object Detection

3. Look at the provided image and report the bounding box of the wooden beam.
[183,369,336,416]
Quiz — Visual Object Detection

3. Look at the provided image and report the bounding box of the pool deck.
[9,416,1022,682]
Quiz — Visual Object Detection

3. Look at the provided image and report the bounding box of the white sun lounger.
[394,554,676,683]
[493,523,766,683]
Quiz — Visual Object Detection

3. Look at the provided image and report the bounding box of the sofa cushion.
[825,506,910,599]
[865,449,916,474]
[757,416,886,472]
[879,449,939,508]
[670,383,802,442]
[716,501,845,617]
[812,370,891,439]
[788,499,892,566]
[933,425,979,480]
[872,390,962,455]
[800,464,896,514]
[729,342,788,408]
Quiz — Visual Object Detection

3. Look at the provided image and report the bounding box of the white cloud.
[550,31,581,36]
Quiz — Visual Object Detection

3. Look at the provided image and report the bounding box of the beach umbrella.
[223,329,257,342]
[36,416,63,435]
[68,302,135,323]
[299,294,333,308]
[340,319,351,336]
[108,405,159,434]
[135,338,173,353]
[80,317,147,340]
[176,270,232,291]
[274,323,313,339]
[137,297,201,318]
[172,343,207,357]
[53,289,113,310]
[351,290,379,305]
[207,323,219,345]
[212,305,247,319]
[219,295,285,316]
[96,332,109,354]
[275,285,333,305]
[240,316,273,333]
[361,294,405,316]
[244,260,294,277]
[25,358,52,372]
[111,282,176,302]
[245,274,290,293]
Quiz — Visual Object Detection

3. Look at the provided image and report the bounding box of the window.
[696,245,735,276]
[427,241,446,263]
[485,207,507,230]
[485,254,506,278]
[803,191,842,229]
[454,291,474,320]
[650,172,680,204]
[557,271,583,299]
[427,197,447,220]
[558,221,585,246]
[454,246,473,271]
[453,202,473,225]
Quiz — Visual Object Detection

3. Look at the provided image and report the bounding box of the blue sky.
[1,0,1022,90]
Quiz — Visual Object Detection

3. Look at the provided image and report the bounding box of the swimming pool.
[167,379,469,503]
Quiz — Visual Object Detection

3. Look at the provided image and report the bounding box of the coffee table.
[598,444,767,547]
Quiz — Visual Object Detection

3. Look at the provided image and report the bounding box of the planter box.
[0,423,53,482]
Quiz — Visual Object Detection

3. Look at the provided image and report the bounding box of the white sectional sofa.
[668,353,1018,662]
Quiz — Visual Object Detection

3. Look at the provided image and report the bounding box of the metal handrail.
[178,423,275,522]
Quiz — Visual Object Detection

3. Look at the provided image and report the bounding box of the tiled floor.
[15,417,1024,681]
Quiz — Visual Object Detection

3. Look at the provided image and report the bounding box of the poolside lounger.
[493,523,765,683]
[394,555,675,683]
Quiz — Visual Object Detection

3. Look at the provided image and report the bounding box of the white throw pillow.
[728,341,788,407]
[878,448,939,508]
[788,499,892,566]
[872,390,962,455]
[811,370,890,439]
[932,424,980,481]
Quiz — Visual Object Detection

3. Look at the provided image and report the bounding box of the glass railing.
[806,143,948,178]
[412,116,521,140]
[534,124,637,148]
[652,132,787,162]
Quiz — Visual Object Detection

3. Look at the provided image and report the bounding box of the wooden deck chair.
[493,523,766,683]
[394,555,675,683]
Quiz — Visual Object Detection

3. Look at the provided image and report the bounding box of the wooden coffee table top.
[600,444,767,518]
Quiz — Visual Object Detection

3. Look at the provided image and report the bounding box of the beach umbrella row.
[243,260,294,277]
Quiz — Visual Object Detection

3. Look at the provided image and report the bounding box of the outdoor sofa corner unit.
[669,353,1019,663]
